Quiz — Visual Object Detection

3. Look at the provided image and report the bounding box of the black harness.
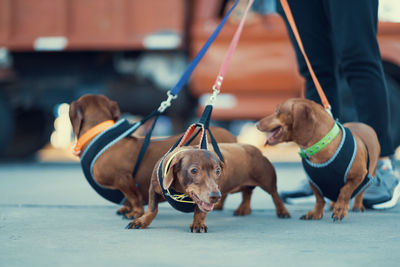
[80,111,161,204]
[157,105,224,213]
[301,123,373,202]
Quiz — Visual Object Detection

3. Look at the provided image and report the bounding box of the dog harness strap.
[299,123,340,159]
[132,111,161,179]
[79,113,160,205]
[73,120,115,156]
[302,124,373,201]
[80,119,132,204]
[280,0,331,112]
[197,105,225,162]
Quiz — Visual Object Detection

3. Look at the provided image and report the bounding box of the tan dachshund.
[127,144,290,232]
[257,98,380,221]
[69,94,250,219]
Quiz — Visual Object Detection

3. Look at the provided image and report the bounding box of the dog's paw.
[351,204,366,212]
[300,211,323,220]
[126,218,148,229]
[116,205,131,215]
[332,205,348,222]
[190,223,208,233]
[234,204,251,216]
[277,209,291,219]
[124,210,144,220]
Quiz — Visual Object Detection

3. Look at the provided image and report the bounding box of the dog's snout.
[209,191,222,204]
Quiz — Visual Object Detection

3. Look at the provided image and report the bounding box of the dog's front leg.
[126,183,160,229]
[213,194,227,210]
[116,200,132,215]
[301,182,325,220]
[190,206,208,233]
[332,178,361,221]
[119,177,144,219]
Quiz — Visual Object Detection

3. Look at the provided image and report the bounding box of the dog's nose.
[209,191,221,204]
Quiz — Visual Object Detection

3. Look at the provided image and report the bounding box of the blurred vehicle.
[1,0,400,159]
[0,0,193,158]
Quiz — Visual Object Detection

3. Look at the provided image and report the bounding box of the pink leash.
[209,0,255,104]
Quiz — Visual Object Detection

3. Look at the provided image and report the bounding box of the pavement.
[1,161,400,267]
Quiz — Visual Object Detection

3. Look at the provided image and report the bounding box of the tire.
[2,108,54,159]
[0,92,15,158]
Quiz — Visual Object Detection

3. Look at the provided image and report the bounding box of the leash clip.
[209,76,223,105]
[325,106,333,117]
[158,91,178,113]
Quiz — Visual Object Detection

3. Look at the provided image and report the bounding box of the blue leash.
[168,0,239,97]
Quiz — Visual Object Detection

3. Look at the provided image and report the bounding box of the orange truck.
[1,0,400,158]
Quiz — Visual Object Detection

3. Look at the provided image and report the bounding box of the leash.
[279,1,375,201]
[157,0,240,113]
[279,0,332,115]
[74,1,241,204]
[209,0,255,106]
[131,0,241,180]
[157,0,255,213]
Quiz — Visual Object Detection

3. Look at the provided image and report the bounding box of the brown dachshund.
[127,143,290,232]
[69,94,248,219]
[257,98,380,221]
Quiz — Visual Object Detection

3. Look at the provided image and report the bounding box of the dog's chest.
[302,126,372,201]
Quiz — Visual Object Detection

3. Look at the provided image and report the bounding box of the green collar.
[299,123,340,159]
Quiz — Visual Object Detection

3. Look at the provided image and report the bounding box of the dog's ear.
[69,101,83,137]
[163,154,183,189]
[218,160,225,171]
[292,102,316,133]
[108,100,121,122]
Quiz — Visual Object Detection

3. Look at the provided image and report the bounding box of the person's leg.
[276,0,341,118]
[327,0,399,208]
[275,0,339,202]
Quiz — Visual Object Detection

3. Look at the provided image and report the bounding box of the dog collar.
[299,123,340,159]
[73,120,115,156]
[161,148,194,204]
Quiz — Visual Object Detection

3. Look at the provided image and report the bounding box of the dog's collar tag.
[299,122,340,159]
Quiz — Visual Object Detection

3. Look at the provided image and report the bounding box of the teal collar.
[299,123,341,159]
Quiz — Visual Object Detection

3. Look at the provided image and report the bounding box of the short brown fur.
[257,98,380,221]
[127,144,290,232]
[69,94,247,218]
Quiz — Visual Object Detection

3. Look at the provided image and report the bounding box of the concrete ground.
[1,161,400,267]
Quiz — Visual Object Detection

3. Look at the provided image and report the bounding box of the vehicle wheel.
[0,92,15,158]
[2,108,54,159]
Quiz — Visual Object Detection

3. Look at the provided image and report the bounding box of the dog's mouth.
[266,126,283,145]
[190,192,214,213]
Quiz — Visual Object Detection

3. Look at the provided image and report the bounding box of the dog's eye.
[190,168,198,174]
[216,167,221,176]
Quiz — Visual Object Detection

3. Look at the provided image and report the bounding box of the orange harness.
[72,120,114,156]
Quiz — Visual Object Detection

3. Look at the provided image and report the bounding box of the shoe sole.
[285,195,315,205]
[372,182,400,209]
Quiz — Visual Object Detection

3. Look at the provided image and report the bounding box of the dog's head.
[256,98,322,146]
[69,94,120,138]
[163,148,224,213]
